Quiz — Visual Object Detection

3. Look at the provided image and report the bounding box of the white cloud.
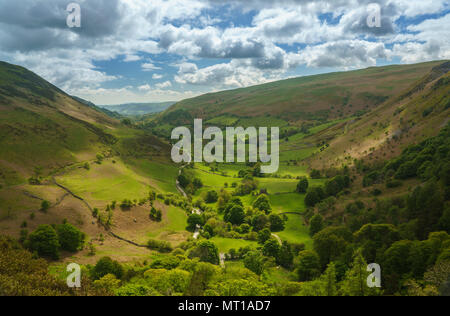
[155,81,172,89]
[152,74,163,79]
[142,62,162,71]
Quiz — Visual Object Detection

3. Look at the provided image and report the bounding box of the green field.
[210,237,258,253]
[277,214,312,248]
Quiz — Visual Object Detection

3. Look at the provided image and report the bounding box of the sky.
[0,0,448,105]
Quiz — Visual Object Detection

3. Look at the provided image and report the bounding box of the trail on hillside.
[51,176,148,248]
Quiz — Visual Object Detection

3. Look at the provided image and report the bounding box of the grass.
[210,237,258,253]
[55,159,152,205]
[277,214,312,249]
[270,193,306,213]
[147,206,188,239]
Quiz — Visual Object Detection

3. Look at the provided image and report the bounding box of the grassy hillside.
[156,61,444,128]
[308,61,450,169]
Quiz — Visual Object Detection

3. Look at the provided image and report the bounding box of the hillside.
[157,61,445,128]
[0,61,125,186]
[308,61,450,169]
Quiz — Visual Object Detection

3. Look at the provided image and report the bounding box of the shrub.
[147,239,173,253]
[205,190,219,204]
[40,200,51,212]
[92,257,124,280]
[296,177,309,193]
[56,223,85,252]
[26,225,60,259]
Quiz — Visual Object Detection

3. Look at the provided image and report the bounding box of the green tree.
[40,200,51,212]
[340,251,380,296]
[226,205,245,226]
[243,251,265,275]
[56,223,85,252]
[187,214,204,231]
[205,190,219,204]
[26,225,60,259]
[188,241,220,265]
[92,257,124,280]
[269,214,285,232]
[296,250,321,281]
[263,238,280,258]
[257,228,272,245]
[277,241,294,269]
[252,194,271,214]
[313,226,353,268]
[309,214,324,236]
[296,177,309,194]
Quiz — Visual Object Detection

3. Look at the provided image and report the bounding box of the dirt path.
[272,233,282,245]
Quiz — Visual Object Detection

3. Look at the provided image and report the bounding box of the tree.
[263,238,280,258]
[205,190,219,204]
[269,214,285,232]
[277,241,294,269]
[296,177,309,194]
[150,207,162,222]
[309,214,324,236]
[340,251,380,296]
[251,214,270,232]
[92,257,124,280]
[305,187,325,207]
[26,225,60,259]
[244,251,265,275]
[296,250,321,281]
[322,262,338,296]
[252,194,271,213]
[310,169,321,179]
[226,205,245,226]
[187,214,204,231]
[258,228,272,245]
[188,241,220,265]
[40,200,51,212]
[56,223,85,252]
[313,226,353,268]
[185,262,218,296]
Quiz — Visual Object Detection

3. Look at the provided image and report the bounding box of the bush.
[150,207,162,222]
[40,200,51,212]
[147,239,173,253]
[188,241,220,265]
[296,177,309,193]
[92,257,124,280]
[205,190,219,204]
[26,225,60,259]
[56,223,85,252]
[252,194,271,213]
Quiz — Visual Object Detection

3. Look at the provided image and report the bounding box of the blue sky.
[0,0,448,104]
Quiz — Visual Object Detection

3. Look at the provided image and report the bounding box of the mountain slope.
[158,61,445,126]
[0,61,120,186]
[307,61,450,169]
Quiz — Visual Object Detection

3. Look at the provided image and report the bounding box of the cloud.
[142,63,162,71]
[138,84,151,91]
[0,0,448,102]
[155,81,172,89]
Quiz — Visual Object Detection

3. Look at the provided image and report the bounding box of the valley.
[0,60,449,296]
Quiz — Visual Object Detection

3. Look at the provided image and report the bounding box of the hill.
[156,61,445,128]
[307,61,450,169]
[101,102,175,116]
[0,61,124,186]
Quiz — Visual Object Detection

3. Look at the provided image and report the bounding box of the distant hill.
[71,96,123,119]
[101,102,175,116]
[157,61,445,127]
